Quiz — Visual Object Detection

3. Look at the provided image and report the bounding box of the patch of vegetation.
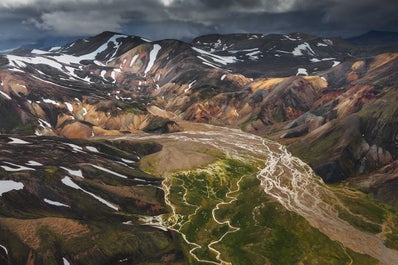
[291,123,344,166]
[340,194,386,224]
[385,228,398,250]
[165,158,377,264]
[219,176,378,265]
[338,211,382,234]
[0,226,30,265]
[332,188,397,236]
[328,188,398,250]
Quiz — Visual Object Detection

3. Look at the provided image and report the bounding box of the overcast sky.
[1,0,398,51]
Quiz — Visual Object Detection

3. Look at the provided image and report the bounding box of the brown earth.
[0,217,89,250]
[139,137,222,176]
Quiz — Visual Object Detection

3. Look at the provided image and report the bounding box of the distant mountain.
[346,30,398,46]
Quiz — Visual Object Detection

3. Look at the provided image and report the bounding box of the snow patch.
[111,71,116,82]
[310,58,321,62]
[1,162,35,172]
[94,60,105,66]
[86,146,100,153]
[63,257,71,265]
[100,70,107,80]
[283,35,297,41]
[64,143,84,153]
[321,58,336,61]
[292,42,316,56]
[184,80,196,93]
[26,160,43,166]
[0,180,24,196]
[38,118,51,128]
[8,137,30,144]
[130,54,139,67]
[193,47,238,65]
[332,61,341,67]
[247,50,261,60]
[296,68,309,76]
[61,166,84,178]
[144,44,162,76]
[221,74,227,81]
[81,34,127,61]
[61,176,118,210]
[31,49,48,55]
[7,54,64,72]
[49,46,61,52]
[90,164,128,179]
[43,98,60,106]
[0,90,11,100]
[0,244,8,255]
[65,102,73,112]
[317,42,328,47]
[44,198,70,208]
[121,158,134,164]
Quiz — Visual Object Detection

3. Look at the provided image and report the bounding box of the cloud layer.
[1,0,398,50]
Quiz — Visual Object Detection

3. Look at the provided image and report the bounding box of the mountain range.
[1,30,398,264]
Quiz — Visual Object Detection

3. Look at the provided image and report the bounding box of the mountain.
[346,30,398,46]
[1,31,398,264]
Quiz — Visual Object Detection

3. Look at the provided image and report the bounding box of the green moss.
[0,226,30,265]
[385,229,398,250]
[340,195,386,224]
[338,211,382,234]
[332,190,398,237]
[164,158,376,264]
[291,124,344,166]
[262,227,302,264]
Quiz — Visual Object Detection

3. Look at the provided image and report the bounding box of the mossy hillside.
[0,219,183,265]
[290,121,344,166]
[0,136,186,264]
[290,116,367,183]
[330,187,398,248]
[217,176,378,265]
[0,100,36,135]
[357,88,398,154]
[290,87,398,184]
[165,158,377,264]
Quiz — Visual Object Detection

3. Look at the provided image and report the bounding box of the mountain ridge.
[1,30,398,264]
[1,31,398,186]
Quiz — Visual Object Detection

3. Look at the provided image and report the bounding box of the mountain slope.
[0,135,186,264]
[1,31,398,264]
[1,31,398,195]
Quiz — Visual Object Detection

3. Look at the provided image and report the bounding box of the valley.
[1,30,398,264]
[117,125,398,264]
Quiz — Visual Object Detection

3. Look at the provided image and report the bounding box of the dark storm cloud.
[1,0,398,51]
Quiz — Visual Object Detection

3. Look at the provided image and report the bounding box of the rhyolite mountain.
[1,30,398,264]
[1,31,398,196]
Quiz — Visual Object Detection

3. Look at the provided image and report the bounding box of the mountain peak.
[346,30,398,46]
